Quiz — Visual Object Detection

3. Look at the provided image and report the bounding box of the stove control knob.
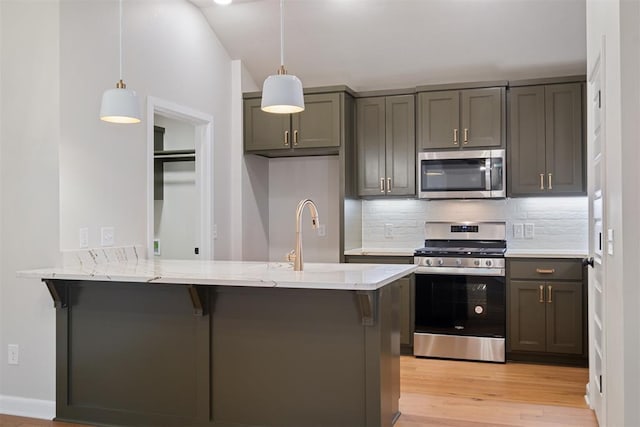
[425,259,432,266]
[437,259,444,266]
[485,259,493,267]
[456,259,462,266]
[474,259,480,266]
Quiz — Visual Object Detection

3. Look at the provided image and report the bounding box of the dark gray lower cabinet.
[345,255,414,352]
[507,258,586,365]
[46,279,401,427]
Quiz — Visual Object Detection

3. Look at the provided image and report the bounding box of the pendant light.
[100,0,141,124]
[261,0,304,114]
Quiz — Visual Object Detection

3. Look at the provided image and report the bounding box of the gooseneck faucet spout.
[292,198,319,271]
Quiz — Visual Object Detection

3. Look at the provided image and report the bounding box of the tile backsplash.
[361,197,588,251]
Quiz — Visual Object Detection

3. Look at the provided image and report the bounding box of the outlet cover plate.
[8,344,18,365]
[101,227,115,247]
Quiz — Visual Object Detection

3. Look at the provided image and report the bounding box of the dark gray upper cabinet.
[417,87,504,150]
[244,92,341,155]
[356,95,415,197]
[508,82,585,196]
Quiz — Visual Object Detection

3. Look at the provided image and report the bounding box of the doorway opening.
[146,97,214,260]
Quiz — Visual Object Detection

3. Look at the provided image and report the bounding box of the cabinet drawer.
[344,255,414,265]
[508,258,583,281]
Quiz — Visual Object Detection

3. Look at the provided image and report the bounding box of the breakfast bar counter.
[19,258,416,427]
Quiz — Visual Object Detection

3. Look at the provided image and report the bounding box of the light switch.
[524,223,535,239]
[79,227,89,248]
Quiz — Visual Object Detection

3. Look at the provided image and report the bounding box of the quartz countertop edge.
[505,250,588,259]
[17,260,418,291]
[344,248,416,257]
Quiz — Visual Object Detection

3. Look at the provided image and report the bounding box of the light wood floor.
[0,356,597,427]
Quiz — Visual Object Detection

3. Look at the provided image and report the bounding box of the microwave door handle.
[485,158,492,190]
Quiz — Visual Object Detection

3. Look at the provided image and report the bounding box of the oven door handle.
[414,266,505,277]
[485,158,492,190]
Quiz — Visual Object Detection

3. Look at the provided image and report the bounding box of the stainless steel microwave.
[417,149,505,199]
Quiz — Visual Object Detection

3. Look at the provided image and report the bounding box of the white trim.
[146,97,215,260]
[0,395,55,420]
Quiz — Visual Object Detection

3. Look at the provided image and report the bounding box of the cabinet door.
[356,97,386,196]
[460,87,503,148]
[508,280,546,352]
[244,98,291,152]
[291,93,341,149]
[417,91,460,150]
[398,276,413,347]
[545,83,584,194]
[508,86,547,195]
[545,281,583,354]
[385,95,416,196]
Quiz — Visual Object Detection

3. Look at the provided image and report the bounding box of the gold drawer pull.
[536,268,555,274]
[380,177,385,193]
[547,285,553,303]
[540,173,545,190]
[539,285,544,303]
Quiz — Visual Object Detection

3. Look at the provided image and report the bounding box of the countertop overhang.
[18,259,417,291]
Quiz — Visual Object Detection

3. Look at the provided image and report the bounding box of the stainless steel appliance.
[413,221,506,363]
[417,149,505,199]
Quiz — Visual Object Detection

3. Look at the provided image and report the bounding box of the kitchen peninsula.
[19,255,416,427]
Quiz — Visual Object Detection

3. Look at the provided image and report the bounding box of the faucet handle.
[286,250,297,263]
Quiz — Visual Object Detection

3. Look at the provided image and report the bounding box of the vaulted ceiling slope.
[191,0,586,92]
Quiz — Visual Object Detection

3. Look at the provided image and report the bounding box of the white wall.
[586,0,640,424]
[59,0,233,259]
[153,116,197,260]
[0,0,60,413]
[0,0,235,414]
[360,198,588,252]
[268,157,340,263]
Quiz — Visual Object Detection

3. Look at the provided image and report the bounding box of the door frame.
[146,96,214,260]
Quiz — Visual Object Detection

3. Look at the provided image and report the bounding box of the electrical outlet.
[384,224,393,238]
[317,224,326,237]
[101,227,115,246]
[213,224,218,240]
[513,223,524,239]
[524,223,535,239]
[79,227,89,248]
[8,344,18,365]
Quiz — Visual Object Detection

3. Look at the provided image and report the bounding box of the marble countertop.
[17,259,417,291]
[505,249,588,259]
[344,248,415,257]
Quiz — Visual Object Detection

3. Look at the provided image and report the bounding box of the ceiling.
[190,0,586,92]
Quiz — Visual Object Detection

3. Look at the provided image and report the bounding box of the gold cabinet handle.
[463,128,469,144]
[453,129,459,145]
[536,268,555,274]
[547,285,553,303]
[539,285,544,303]
[293,129,299,146]
[540,173,545,190]
[548,173,553,190]
[284,130,290,147]
[380,178,385,193]
[387,177,392,193]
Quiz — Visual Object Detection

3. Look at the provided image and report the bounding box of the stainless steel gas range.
[413,221,507,363]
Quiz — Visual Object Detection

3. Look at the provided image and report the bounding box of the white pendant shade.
[100,85,141,124]
[261,73,304,114]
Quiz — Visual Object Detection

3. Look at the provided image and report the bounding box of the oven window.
[414,274,505,338]
[420,158,487,192]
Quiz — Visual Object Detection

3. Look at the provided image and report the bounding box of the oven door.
[414,272,506,362]
[418,149,505,199]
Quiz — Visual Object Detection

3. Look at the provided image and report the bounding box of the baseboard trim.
[0,395,55,420]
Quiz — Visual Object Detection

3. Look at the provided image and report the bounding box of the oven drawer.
[507,259,583,281]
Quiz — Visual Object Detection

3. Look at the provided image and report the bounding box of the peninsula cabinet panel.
[508,82,585,196]
[356,94,415,197]
[244,92,341,155]
[418,87,504,150]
